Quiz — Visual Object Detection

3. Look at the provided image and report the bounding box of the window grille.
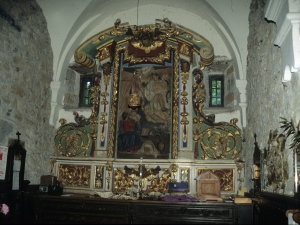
[209,75,224,107]
[79,75,95,107]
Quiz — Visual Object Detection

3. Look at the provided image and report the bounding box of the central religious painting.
[116,65,173,159]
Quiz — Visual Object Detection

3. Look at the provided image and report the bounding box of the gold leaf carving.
[131,40,163,53]
[58,164,91,188]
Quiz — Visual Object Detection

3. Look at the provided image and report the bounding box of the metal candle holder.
[124,157,160,199]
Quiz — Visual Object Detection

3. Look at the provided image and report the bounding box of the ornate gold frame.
[107,43,179,159]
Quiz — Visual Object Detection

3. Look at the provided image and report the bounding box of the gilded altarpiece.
[51,19,243,196]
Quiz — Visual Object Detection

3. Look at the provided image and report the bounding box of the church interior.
[1,0,300,224]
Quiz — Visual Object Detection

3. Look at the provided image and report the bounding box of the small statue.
[181,60,190,73]
[141,34,152,47]
[73,111,90,127]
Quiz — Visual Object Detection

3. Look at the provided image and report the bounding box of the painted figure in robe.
[118,111,143,152]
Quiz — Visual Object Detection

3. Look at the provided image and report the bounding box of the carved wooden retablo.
[196,171,222,201]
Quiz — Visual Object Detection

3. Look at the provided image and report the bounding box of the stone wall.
[244,0,299,195]
[0,0,55,184]
[64,68,80,109]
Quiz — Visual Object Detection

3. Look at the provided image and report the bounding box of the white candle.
[139,165,142,177]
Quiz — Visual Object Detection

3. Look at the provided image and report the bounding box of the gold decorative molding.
[180,95,189,125]
[181,72,190,84]
[180,43,191,56]
[192,82,206,106]
[146,169,172,193]
[180,113,189,125]
[192,69,206,114]
[122,42,175,65]
[96,47,111,61]
[107,43,179,159]
[103,75,111,86]
[94,165,103,188]
[55,128,92,157]
[98,48,109,60]
[195,125,241,160]
[58,118,67,126]
[107,47,122,158]
[99,112,108,125]
[172,48,179,158]
[179,61,190,148]
[130,40,164,53]
[170,163,178,182]
[105,161,113,190]
[108,18,128,37]
[113,166,172,194]
[90,86,101,119]
[58,164,91,188]
[105,161,113,172]
[180,167,189,182]
[75,18,215,69]
[114,168,135,192]
[74,51,96,69]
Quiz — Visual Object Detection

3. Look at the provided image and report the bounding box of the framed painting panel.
[115,65,173,159]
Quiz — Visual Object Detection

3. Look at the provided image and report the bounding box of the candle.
[139,158,142,177]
